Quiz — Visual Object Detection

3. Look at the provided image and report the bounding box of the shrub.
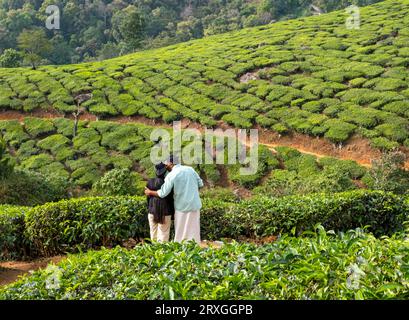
[302,101,325,113]
[319,157,366,179]
[15,140,38,160]
[100,125,139,151]
[276,146,301,161]
[201,187,240,203]
[1,130,30,148]
[73,128,101,150]
[37,134,70,154]
[109,154,133,169]
[0,169,70,206]
[261,167,356,196]
[338,106,379,129]
[337,89,391,106]
[0,139,13,179]
[92,169,144,196]
[20,154,54,170]
[53,118,77,137]
[357,127,380,139]
[382,100,409,116]
[370,137,399,151]
[349,77,367,87]
[286,154,320,176]
[231,190,408,238]
[0,205,30,261]
[2,231,409,300]
[23,117,55,138]
[375,123,409,142]
[24,196,149,256]
[222,113,252,129]
[197,163,220,186]
[272,123,289,135]
[323,119,356,144]
[363,78,407,91]
[129,141,154,161]
[228,146,279,189]
[54,147,75,162]
[255,115,276,127]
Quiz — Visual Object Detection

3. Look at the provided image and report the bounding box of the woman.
[146,162,174,242]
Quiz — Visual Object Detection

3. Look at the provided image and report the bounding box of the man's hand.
[145,187,159,197]
[144,187,152,196]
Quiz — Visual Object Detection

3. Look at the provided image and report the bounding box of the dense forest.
[0,0,382,66]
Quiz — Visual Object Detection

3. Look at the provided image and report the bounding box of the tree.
[112,5,145,53]
[48,34,73,65]
[96,42,120,60]
[0,139,13,180]
[0,48,22,67]
[17,28,51,69]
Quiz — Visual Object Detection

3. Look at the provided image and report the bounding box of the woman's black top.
[146,177,174,224]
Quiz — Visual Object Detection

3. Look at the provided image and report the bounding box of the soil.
[0,256,64,287]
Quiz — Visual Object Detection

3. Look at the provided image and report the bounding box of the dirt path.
[1,109,409,168]
[0,256,65,287]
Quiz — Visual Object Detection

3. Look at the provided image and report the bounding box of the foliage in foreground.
[1,227,408,300]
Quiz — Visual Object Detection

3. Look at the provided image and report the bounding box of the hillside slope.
[1,0,409,151]
[0,117,367,193]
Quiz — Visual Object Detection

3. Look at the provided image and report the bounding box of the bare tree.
[73,93,92,137]
[310,4,324,15]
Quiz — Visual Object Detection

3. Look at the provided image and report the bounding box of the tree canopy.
[0,0,382,65]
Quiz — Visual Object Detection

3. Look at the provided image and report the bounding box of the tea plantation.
[0,190,408,299]
[1,0,409,150]
[0,118,367,192]
[1,0,409,300]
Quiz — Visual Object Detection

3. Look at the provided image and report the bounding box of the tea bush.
[370,137,399,151]
[0,169,70,206]
[23,118,55,138]
[2,190,405,259]
[24,197,149,256]
[1,228,408,300]
[92,168,145,196]
[0,205,30,261]
[234,190,408,238]
[323,119,356,144]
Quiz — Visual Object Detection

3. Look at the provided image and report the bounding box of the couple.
[144,155,204,244]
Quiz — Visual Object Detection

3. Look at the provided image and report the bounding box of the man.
[145,155,204,244]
